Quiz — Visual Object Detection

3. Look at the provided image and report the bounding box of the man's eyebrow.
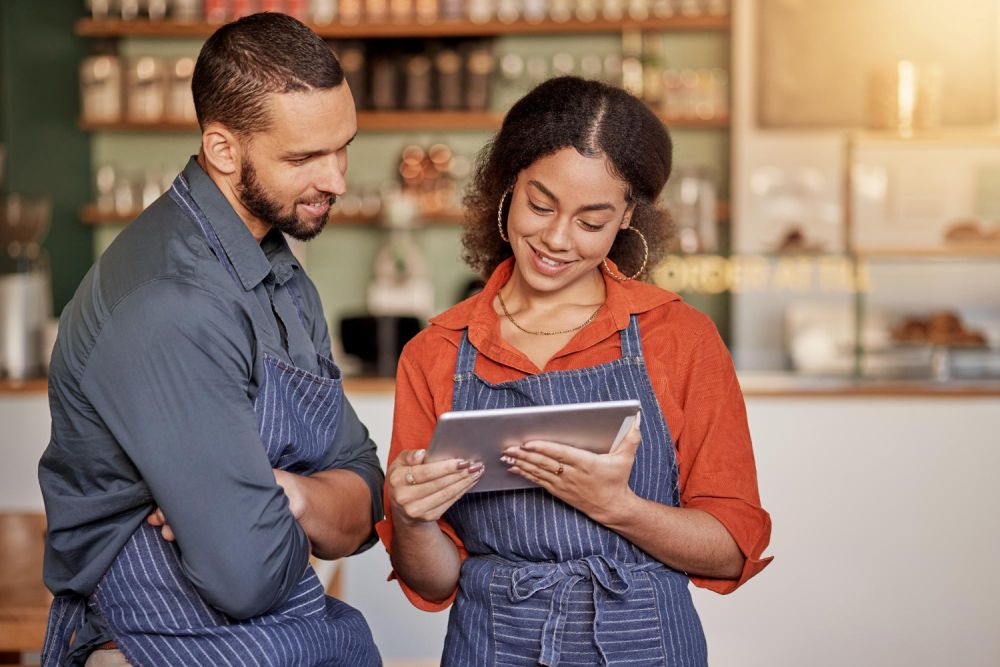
[279,132,357,159]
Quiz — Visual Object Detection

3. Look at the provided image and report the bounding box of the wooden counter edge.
[5,376,1000,397]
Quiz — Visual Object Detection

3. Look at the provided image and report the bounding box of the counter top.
[0,376,398,396]
[735,372,1000,397]
[0,512,49,654]
[5,374,1000,398]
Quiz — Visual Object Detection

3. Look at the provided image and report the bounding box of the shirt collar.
[182,157,299,290]
[431,257,681,371]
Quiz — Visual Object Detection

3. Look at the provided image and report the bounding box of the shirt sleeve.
[80,279,310,620]
[295,272,386,555]
[375,337,467,612]
[672,315,773,594]
[319,398,385,555]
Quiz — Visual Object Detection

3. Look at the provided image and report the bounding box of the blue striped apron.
[41,174,380,666]
[441,318,707,666]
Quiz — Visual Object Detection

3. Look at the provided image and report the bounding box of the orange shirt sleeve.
[374,332,467,612]
[659,309,773,594]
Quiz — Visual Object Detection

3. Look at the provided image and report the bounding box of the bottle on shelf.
[80,55,122,124]
[80,0,730,26]
[125,57,167,124]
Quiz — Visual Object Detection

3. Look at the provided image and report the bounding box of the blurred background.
[1,1,998,665]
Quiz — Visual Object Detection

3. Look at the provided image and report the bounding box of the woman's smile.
[527,243,575,276]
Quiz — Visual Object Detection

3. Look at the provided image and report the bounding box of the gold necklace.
[496,289,603,336]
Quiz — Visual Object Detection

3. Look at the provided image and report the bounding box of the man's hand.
[273,469,306,520]
[146,467,303,545]
[147,507,175,541]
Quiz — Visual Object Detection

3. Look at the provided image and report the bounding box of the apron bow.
[508,555,654,666]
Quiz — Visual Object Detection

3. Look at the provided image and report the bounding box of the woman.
[377,77,772,666]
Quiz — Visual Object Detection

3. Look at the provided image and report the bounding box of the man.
[38,13,383,666]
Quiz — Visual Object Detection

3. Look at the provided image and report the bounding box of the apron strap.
[168,174,240,283]
[40,593,86,667]
[170,173,313,343]
[451,331,478,410]
[452,312,644,410]
[619,314,644,360]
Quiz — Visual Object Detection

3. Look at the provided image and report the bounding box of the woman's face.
[507,147,631,295]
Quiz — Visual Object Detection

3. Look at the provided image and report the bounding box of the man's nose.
[316,156,347,196]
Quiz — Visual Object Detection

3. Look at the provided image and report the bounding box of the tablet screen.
[426,400,640,493]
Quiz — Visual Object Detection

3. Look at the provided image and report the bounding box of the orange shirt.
[376,258,772,611]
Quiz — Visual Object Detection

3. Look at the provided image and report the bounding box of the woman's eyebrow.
[528,180,616,213]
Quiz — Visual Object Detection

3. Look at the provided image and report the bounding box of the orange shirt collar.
[431,258,681,372]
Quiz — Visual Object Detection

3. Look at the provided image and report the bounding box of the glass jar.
[80,55,123,124]
[126,56,167,123]
[165,57,197,124]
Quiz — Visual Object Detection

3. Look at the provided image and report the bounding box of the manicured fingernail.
[469,463,484,474]
[521,442,534,451]
[414,450,426,461]
[635,412,642,429]
[473,468,484,478]
[456,459,470,470]
[498,455,512,464]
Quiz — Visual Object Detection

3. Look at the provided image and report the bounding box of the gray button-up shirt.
[39,157,384,651]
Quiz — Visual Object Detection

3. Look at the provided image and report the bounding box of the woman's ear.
[620,203,636,230]
[200,123,241,177]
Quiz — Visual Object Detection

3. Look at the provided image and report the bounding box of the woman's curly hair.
[462,76,674,280]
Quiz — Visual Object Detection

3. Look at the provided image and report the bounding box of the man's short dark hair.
[192,12,345,136]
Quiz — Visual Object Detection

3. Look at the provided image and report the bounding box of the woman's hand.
[503,414,642,525]
[387,449,484,528]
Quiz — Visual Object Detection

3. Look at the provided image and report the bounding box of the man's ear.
[200,123,242,177]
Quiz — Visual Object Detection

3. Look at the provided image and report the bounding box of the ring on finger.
[406,468,416,485]
[556,463,564,476]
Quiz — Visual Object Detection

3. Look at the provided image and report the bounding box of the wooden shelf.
[81,203,464,226]
[80,205,130,224]
[358,110,502,130]
[852,245,1000,259]
[79,111,727,133]
[0,377,47,395]
[75,15,729,39]
[83,203,735,227]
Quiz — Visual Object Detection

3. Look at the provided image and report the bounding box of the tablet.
[426,400,641,493]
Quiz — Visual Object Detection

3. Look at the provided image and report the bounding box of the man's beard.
[238,159,334,242]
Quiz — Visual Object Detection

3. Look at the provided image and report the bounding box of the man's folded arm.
[81,279,309,619]
[311,399,385,557]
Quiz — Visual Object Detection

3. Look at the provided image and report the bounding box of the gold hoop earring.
[603,226,649,281]
[497,188,512,243]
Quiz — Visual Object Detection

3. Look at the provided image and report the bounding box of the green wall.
[1,1,92,314]
[20,4,730,338]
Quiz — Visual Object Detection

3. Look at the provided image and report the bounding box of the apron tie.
[508,555,648,666]
[40,593,86,666]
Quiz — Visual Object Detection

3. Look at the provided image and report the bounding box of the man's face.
[235,84,357,241]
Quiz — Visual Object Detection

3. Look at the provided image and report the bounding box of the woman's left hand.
[503,414,642,524]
